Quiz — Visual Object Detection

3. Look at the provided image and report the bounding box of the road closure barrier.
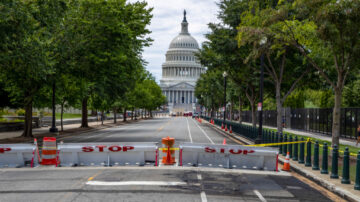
[41,137,58,165]
[179,142,279,171]
[0,143,39,168]
[57,142,158,167]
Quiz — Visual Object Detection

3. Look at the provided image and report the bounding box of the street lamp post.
[49,81,58,133]
[255,37,267,144]
[223,71,228,124]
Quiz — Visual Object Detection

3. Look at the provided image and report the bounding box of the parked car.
[192,112,198,118]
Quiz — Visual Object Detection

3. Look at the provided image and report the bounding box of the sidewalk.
[204,119,360,201]
[0,118,142,142]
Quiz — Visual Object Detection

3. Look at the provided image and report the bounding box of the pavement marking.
[87,170,103,181]
[200,191,208,202]
[86,181,187,186]
[186,118,193,143]
[191,118,214,144]
[253,190,267,202]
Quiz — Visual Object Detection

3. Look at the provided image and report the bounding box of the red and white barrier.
[0,144,39,168]
[57,142,158,167]
[179,142,278,171]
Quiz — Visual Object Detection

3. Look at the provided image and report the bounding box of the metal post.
[330,144,339,179]
[223,72,227,125]
[354,151,360,190]
[255,53,264,144]
[299,137,305,164]
[288,136,293,158]
[293,136,298,161]
[313,141,319,170]
[283,133,287,156]
[341,147,350,184]
[279,132,283,154]
[305,140,312,167]
[321,143,329,174]
[49,81,58,133]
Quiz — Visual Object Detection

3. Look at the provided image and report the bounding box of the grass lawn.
[55,113,83,119]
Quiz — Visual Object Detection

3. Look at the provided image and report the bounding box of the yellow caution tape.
[304,140,358,157]
[159,148,180,151]
[245,141,307,147]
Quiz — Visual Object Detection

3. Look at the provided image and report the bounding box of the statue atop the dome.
[183,10,187,23]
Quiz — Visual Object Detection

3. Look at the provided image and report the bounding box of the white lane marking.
[191,118,214,144]
[197,174,207,202]
[86,181,186,186]
[186,118,193,143]
[253,190,267,202]
[200,191,207,202]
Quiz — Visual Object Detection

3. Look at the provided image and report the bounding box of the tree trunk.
[113,107,117,123]
[141,109,144,119]
[61,102,64,132]
[134,108,137,120]
[239,96,242,124]
[251,101,256,127]
[131,108,134,120]
[276,84,283,133]
[101,110,104,125]
[123,108,127,122]
[332,88,342,146]
[150,110,153,118]
[230,101,233,121]
[81,97,88,128]
[22,101,33,137]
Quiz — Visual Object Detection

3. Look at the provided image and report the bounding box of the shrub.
[16,109,25,116]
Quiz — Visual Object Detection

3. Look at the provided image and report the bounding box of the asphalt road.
[57,117,236,145]
[0,167,331,202]
[0,117,333,201]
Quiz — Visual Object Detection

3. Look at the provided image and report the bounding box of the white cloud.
[129,0,220,82]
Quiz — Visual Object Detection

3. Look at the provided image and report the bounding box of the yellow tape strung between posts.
[245,141,307,147]
[309,140,358,157]
[159,148,180,151]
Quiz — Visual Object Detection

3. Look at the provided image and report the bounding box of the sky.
[129,0,220,82]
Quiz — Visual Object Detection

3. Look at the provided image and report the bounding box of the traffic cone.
[225,124,228,132]
[223,138,226,145]
[221,123,224,129]
[282,152,291,171]
[229,125,232,133]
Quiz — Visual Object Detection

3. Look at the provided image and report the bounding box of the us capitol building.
[160,10,205,114]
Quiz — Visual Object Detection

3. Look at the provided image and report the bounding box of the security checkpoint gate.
[179,142,279,171]
[58,142,158,167]
[0,144,39,168]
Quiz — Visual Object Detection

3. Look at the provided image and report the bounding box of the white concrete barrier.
[179,142,279,171]
[58,142,158,167]
[0,144,39,168]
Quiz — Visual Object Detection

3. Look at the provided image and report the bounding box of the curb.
[204,119,359,202]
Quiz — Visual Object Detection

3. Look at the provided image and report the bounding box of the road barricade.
[179,142,279,171]
[0,144,39,168]
[58,142,158,167]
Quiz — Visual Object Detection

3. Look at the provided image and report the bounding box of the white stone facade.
[160,11,205,113]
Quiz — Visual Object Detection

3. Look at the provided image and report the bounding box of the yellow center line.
[87,171,103,181]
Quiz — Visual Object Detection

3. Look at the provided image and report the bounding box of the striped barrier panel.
[179,142,279,171]
[57,142,158,167]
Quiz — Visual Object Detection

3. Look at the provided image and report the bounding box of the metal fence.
[290,108,360,139]
[214,107,360,139]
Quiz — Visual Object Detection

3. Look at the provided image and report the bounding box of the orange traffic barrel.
[41,137,58,165]
[161,136,175,165]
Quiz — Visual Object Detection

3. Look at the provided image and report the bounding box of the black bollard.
[292,136,298,161]
[341,147,350,184]
[321,143,329,174]
[283,133,287,156]
[288,136,293,159]
[330,144,339,179]
[313,141,319,170]
[299,137,305,164]
[279,133,283,154]
[355,151,360,190]
[305,140,312,167]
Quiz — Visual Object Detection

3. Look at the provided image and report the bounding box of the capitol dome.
[160,10,205,114]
